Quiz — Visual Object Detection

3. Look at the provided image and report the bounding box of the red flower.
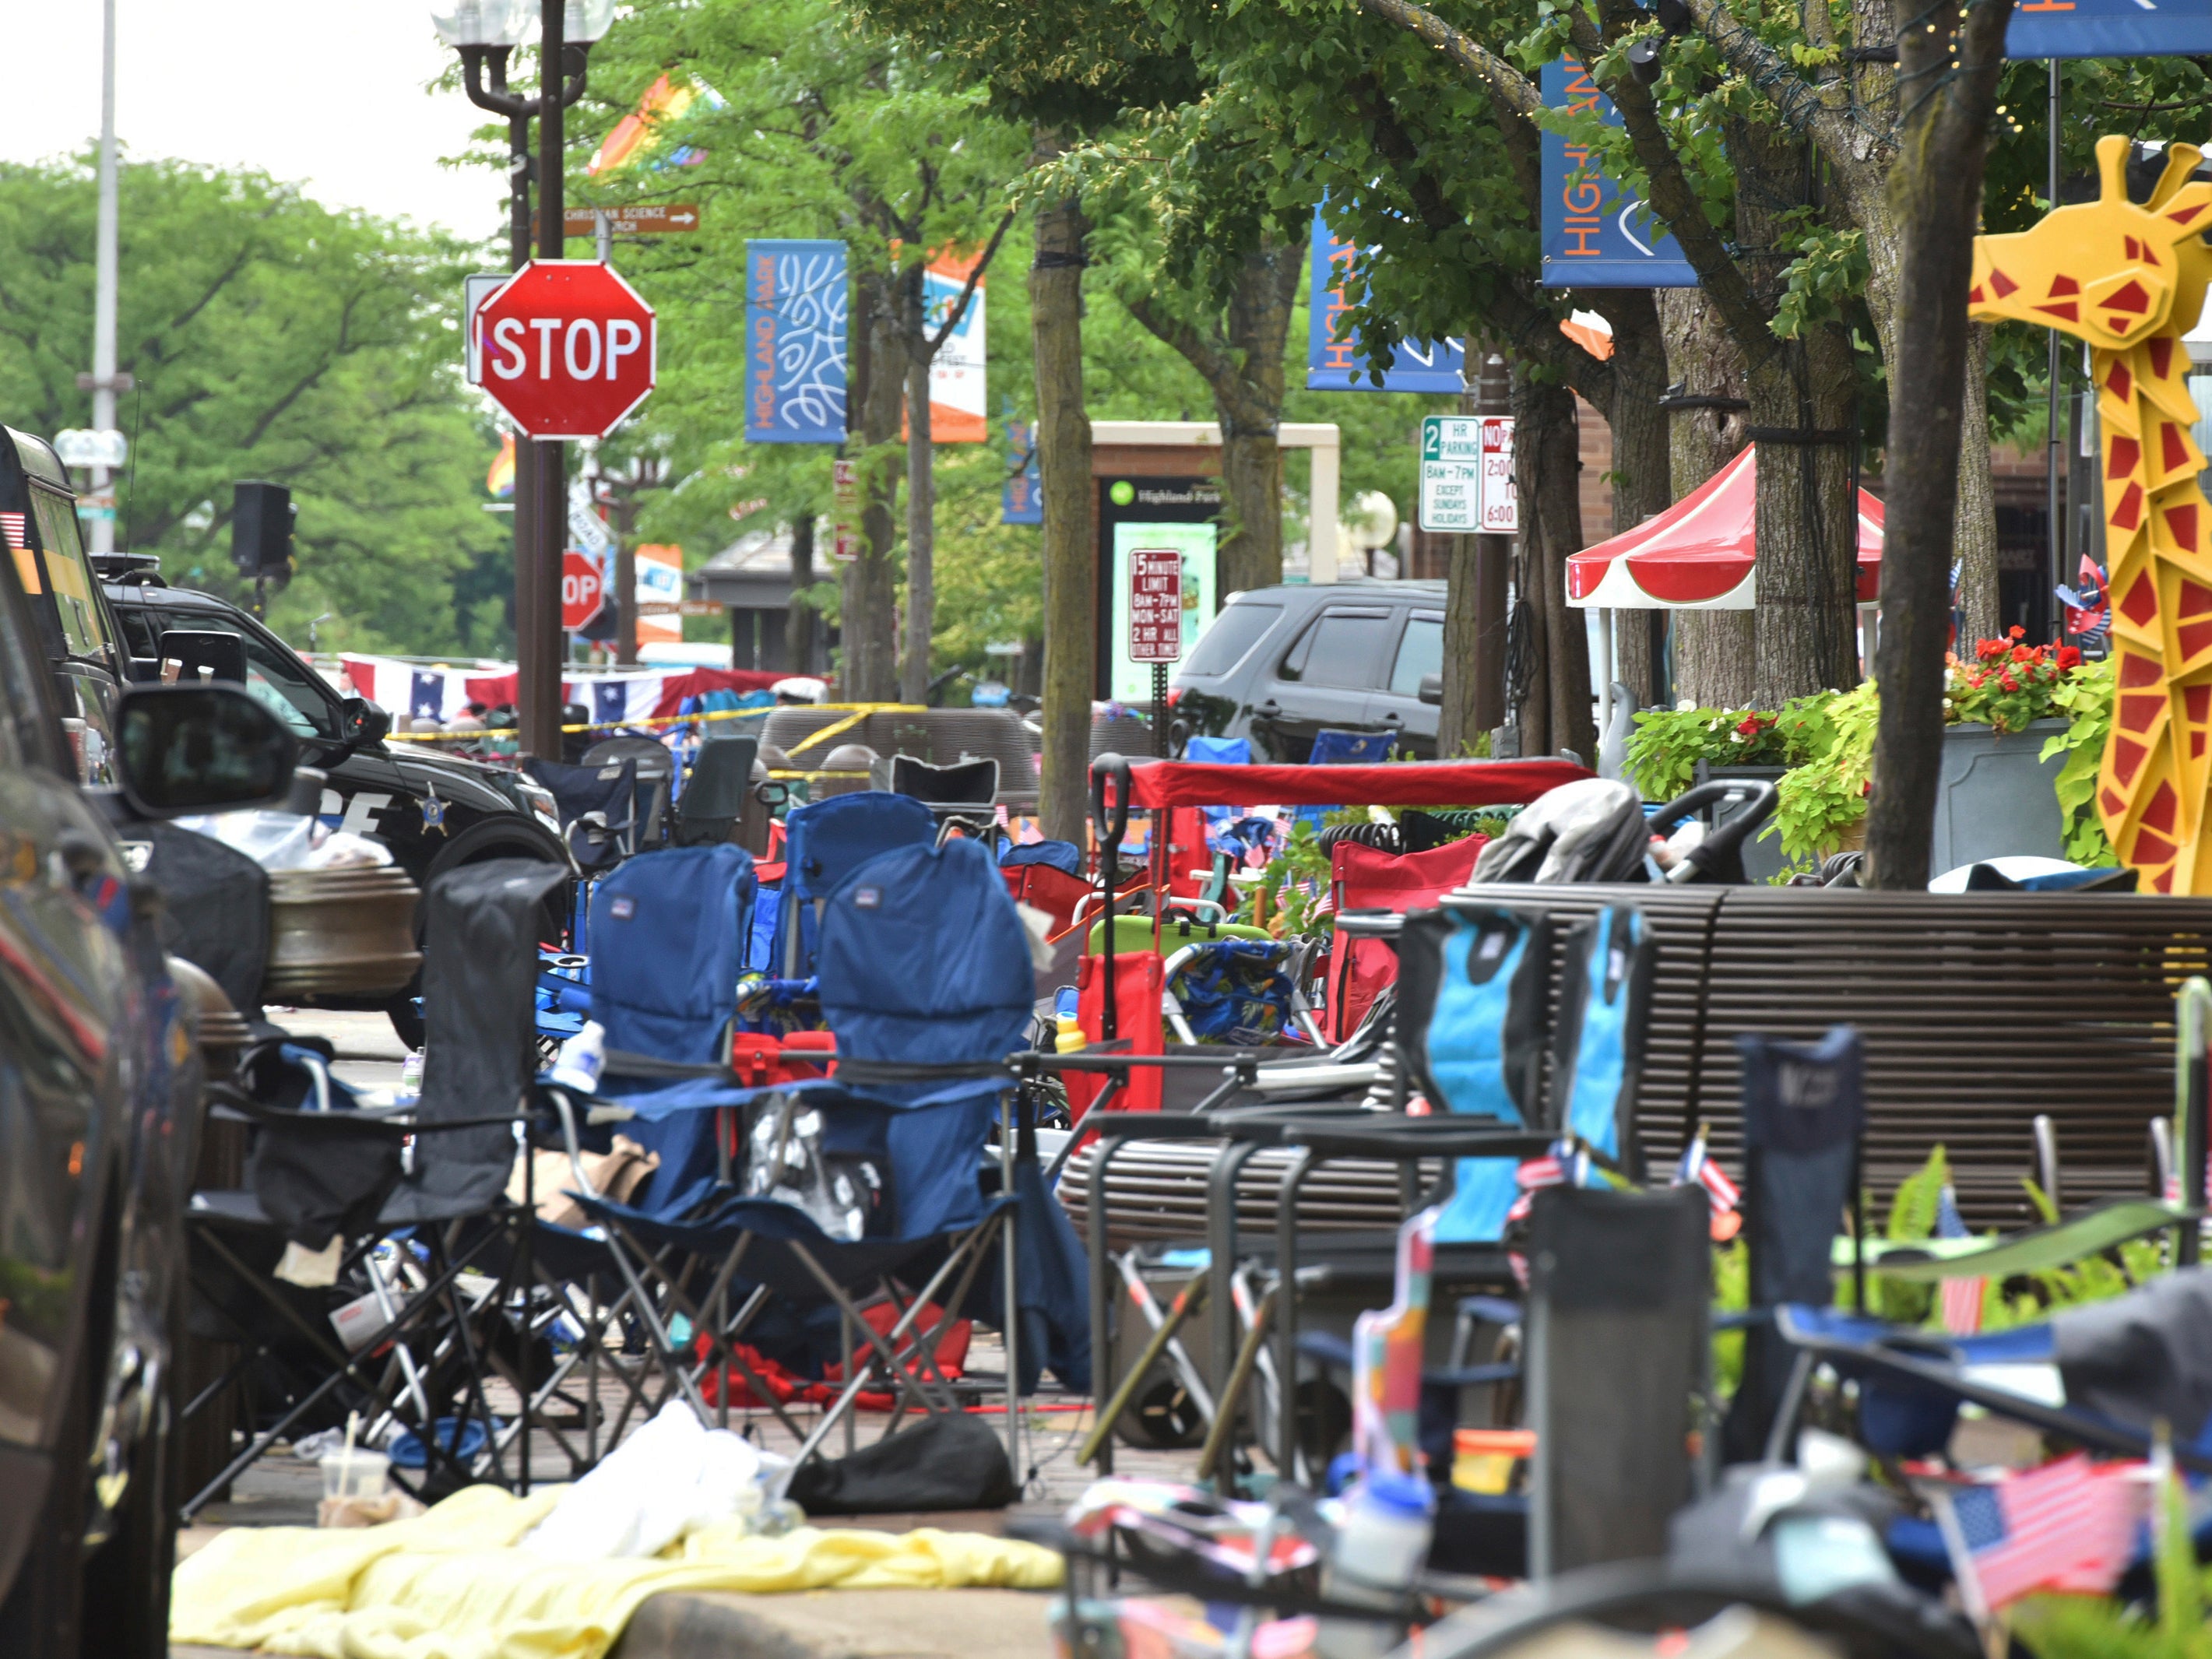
[2010,644,2035,663]
[2056,645,2082,670]
[2009,625,2025,639]
[1976,638,2006,662]
[1999,672,2019,691]
[1735,714,1767,738]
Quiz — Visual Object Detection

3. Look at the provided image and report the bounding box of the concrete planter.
[1925,717,2069,876]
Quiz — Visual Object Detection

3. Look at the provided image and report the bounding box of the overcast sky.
[0,3,507,242]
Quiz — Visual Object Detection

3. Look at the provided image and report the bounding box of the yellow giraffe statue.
[1969,135,2212,893]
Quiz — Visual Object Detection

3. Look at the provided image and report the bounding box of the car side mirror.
[1417,673,1443,706]
[339,696,390,747]
[157,629,248,686]
[113,684,299,818]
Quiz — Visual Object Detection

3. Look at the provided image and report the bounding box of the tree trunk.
[1595,291,1671,706]
[1743,322,1860,707]
[1122,239,1303,596]
[1219,241,1301,594]
[1033,189,1095,844]
[1658,288,1756,707]
[844,265,903,701]
[786,512,816,674]
[1862,0,2013,887]
[1725,121,1861,708]
[901,261,937,703]
[1954,324,2000,644]
[1513,368,1595,761]
[1441,355,1510,755]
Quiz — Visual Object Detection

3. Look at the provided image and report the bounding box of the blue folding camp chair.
[553,830,1088,1503]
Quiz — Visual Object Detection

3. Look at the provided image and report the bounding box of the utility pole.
[88,0,122,555]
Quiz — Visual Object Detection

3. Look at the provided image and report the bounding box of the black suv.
[1172,581,1447,761]
[98,559,570,1040]
[0,427,314,1654]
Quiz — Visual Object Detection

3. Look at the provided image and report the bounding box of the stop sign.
[477,261,656,440]
[561,550,606,631]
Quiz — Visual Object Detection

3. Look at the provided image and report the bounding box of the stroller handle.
[1090,753,1134,851]
[1649,778,1778,885]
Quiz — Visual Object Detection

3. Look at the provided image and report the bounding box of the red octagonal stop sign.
[561,550,606,631]
[478,260,656,440]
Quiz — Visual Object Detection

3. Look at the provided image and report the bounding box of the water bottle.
[1316,1471,1435,1659]
[550,1020,607,1095]
[396,1049,424,1101]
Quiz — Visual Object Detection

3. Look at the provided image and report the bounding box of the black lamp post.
[434,0,612,757]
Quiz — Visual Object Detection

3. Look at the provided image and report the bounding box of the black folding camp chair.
[178,859,567,1517]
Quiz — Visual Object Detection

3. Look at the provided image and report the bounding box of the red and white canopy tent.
[1563,445,1885,610]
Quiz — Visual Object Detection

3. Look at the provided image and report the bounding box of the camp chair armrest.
[1845,1198,2200,1282]
[1283,1122,1554,1161]
[1771,1306,2212,1476]
[1080,1110,1237,1141]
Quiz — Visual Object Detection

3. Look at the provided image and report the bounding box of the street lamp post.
[434,0,613,757]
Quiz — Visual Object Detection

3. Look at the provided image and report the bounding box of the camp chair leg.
[1001,1092,1022,1474]
[1762,1348,1817,1465]
[1088,1133,1136,1478]
[182,1222,505,1518]
[1197,1284,1277,1490]
[596,1215,716,1422]
[1205,1140,1266,1412]
[1275,1144,1319,1483]
[1117,1251,1215,1424]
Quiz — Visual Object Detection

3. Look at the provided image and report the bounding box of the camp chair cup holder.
[1648,779,1778,886]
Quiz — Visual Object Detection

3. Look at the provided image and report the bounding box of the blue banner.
[2006,1,2212,58]
[745,240,847,444]
[1540,62,1699,289]
[1002,417,1041,525]
[1306,211,1465,392]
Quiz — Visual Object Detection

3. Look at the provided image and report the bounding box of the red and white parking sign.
[561,550,606,631]
[1129,549,1183,663]
[477,261,657,440]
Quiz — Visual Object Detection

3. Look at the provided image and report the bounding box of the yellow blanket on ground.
[171,1485,1062,1659]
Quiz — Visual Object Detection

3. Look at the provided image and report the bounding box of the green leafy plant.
[1767,681,1881,864]
[2043,654,2119,867]
[1626,705,1795,800]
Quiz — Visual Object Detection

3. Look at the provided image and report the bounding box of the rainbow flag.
[589,74,706,176]
[487,433,515,499]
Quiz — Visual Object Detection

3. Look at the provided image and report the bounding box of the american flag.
[1673,1134,1740,1214]
[1936,1184,1985,1336]
[0,512,23,551]
[1940,1455,2143,1610]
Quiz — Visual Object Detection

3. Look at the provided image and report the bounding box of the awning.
[1106,758,1591,809]
[1563,445,1885,610]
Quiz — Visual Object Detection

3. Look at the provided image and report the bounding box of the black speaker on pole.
[230,481,295,585]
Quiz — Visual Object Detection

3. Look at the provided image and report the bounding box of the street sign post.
[477,261,657,441]
[561,204,702,236]
[561,549,607,632]
[1130,547,1183,758]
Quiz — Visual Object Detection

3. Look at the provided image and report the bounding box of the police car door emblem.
[420,782,448,836]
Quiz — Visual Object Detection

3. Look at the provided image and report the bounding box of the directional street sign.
[561,204,702,236]
[477,261,658,441]
[561,550,606,631]
[1419,415,1515,532]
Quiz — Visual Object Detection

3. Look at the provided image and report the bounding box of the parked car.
[0,420,308,1657]
[1171,581,1446,761]
[96,554,571,1043]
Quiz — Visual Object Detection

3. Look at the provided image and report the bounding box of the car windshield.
[28,487,115,662]
[1181,601,1281,677]
[155,606,336,740]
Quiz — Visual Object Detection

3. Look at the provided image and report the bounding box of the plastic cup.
[321,1448,390,1503]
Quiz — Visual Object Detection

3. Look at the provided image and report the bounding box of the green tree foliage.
[0,156,505,656]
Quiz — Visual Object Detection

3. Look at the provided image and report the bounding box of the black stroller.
[1469,778,1778,887]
